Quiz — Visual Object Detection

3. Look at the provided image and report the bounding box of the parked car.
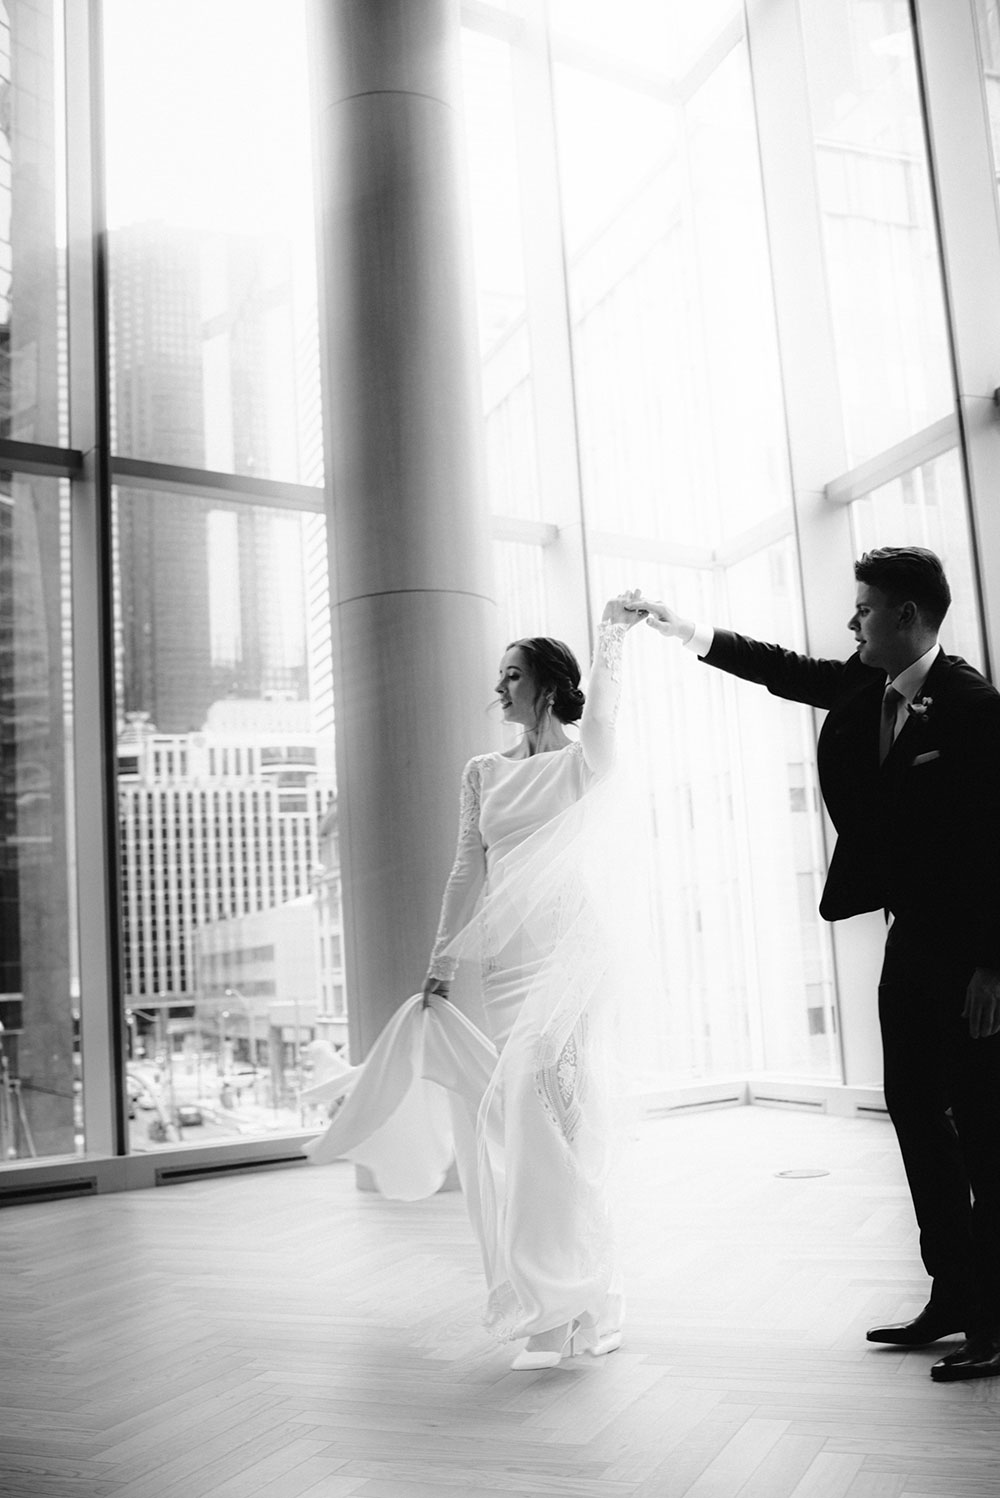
[175,1104,204,1127]
[126,1073,156,1115]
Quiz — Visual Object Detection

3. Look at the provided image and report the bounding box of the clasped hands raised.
[622,594,695,642]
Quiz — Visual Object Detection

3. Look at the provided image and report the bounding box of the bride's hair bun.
[556,684,586,724]
[507,636,585,724]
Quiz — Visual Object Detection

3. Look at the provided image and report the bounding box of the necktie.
[879,685,902,764]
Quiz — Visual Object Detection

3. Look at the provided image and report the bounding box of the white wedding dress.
[306,625,643,1348]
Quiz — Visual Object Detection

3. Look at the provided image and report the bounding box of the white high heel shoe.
[584,1330,623,1356]
[510,1323,579,1371]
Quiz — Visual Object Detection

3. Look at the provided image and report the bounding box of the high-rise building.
[117,705,335,1020]
[107,222,336,1084]
[110,223,308,733]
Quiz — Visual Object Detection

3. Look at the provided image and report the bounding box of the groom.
[635,547,1000,1381]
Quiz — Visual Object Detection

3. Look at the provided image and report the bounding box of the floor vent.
[645,1091,744,1118]
[0,1176,98,1208]
[753,1093,826,1110]
[669,1092,744,1112]
[156,1153,306,1187]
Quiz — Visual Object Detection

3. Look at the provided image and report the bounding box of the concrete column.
[307,0,498,1059]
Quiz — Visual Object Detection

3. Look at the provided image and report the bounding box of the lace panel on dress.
[597,619,627,685]
[426,756,487,982]
[535,1020,588,1145]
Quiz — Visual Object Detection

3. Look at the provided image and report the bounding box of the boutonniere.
[906,694,933,724]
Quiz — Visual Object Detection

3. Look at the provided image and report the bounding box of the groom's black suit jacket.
[703,631,1000,973]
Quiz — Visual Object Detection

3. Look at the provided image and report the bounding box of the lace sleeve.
[578,620,626,777]
[426,757,488,980]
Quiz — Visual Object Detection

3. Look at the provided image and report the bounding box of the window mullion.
[66,0,127,1160]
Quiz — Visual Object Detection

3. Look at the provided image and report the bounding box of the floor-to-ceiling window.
[457,0,990,1087]
[801,0,983,671]
[0,2,76,1161]
[99,0,339,1150]
[461,1,837,1081]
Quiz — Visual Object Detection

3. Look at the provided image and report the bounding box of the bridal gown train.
[306,627,640,1348]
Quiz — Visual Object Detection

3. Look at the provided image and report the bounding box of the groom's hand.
[603,588,648,630]
[963,967,1000,1038]
[628,597,695,644]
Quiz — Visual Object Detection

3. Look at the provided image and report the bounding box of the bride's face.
[496,647,539,727]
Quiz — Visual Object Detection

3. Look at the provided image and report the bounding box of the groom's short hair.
[854,546,951,629]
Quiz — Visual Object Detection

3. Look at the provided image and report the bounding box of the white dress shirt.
[684,621,715,658]
[883,642,941,746]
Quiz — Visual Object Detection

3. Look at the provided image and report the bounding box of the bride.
[306,591,649,1370]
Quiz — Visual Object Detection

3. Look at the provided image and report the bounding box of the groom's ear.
[897,599,918,629]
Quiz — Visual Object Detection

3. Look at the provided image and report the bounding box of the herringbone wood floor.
[2,1106,999,1498]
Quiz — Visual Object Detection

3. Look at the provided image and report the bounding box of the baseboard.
[638,1077,888,1121]
[0,1083,890,1207]
[746,1077,888,1118]
[0,1133,316,1206]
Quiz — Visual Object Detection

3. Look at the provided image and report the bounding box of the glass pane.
[687,54,792,538]
[492,538,548,643]
[1,474,79,1159]
[591,539,839,1084]
[461,29,527,358]
[461,28,545,524]
[559,30,836,1081]
[721,541,839,1078]
[0,1,67,445]
[463,12,837,1083]
[547,0,741,83]
[557,45,790,542]
[102,0,321,485]
[113,488,340,1149]
[554,62,679,262]
[848,448,985,671]
[974,1,1000,200]
[800,0,953,467]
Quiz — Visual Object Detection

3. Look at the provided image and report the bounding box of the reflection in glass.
[102,0,320,484]
[800,0,952,466]
[0,475,77,1158]
[113,490,339,1150]
[0,0,66,445]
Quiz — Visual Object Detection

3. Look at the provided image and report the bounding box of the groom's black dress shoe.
[866,1305,965,1346]
[930,1332,1000,1382]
